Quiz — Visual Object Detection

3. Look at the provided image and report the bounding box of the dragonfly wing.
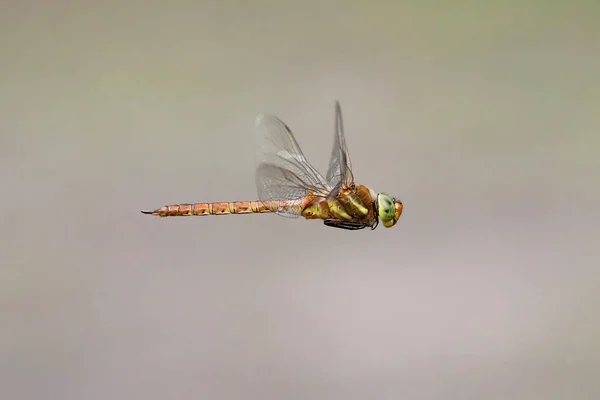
[255,113,330,218]
[325,101,354,193]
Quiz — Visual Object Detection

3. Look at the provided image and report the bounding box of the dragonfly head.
[376,193,403,228]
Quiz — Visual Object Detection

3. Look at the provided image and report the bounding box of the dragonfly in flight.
[142,101,403,230]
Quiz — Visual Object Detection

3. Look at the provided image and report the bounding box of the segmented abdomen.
[142,200,302,217]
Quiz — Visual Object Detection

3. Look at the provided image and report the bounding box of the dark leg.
[323,219,368,231]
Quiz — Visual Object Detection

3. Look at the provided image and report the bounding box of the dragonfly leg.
[323,219,368,231]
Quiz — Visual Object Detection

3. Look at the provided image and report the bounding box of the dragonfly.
[142,101,403,231]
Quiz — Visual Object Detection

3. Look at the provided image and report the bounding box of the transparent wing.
[255,113,331,218]
[325,101,354,193]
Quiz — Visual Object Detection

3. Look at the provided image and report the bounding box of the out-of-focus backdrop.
[2,1,599,399]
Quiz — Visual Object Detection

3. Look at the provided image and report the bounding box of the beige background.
[2,1,599,399]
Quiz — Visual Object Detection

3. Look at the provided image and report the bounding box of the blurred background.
[1,1,599,399]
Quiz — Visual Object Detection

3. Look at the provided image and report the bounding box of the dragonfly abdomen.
[141,200,299,217]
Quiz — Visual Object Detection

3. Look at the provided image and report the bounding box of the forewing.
[326,101,354,192]
[255,113,330,218]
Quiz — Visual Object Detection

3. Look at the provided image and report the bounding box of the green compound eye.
[377,193,402,228]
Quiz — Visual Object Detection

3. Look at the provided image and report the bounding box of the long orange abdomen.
[141,201,279,217]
